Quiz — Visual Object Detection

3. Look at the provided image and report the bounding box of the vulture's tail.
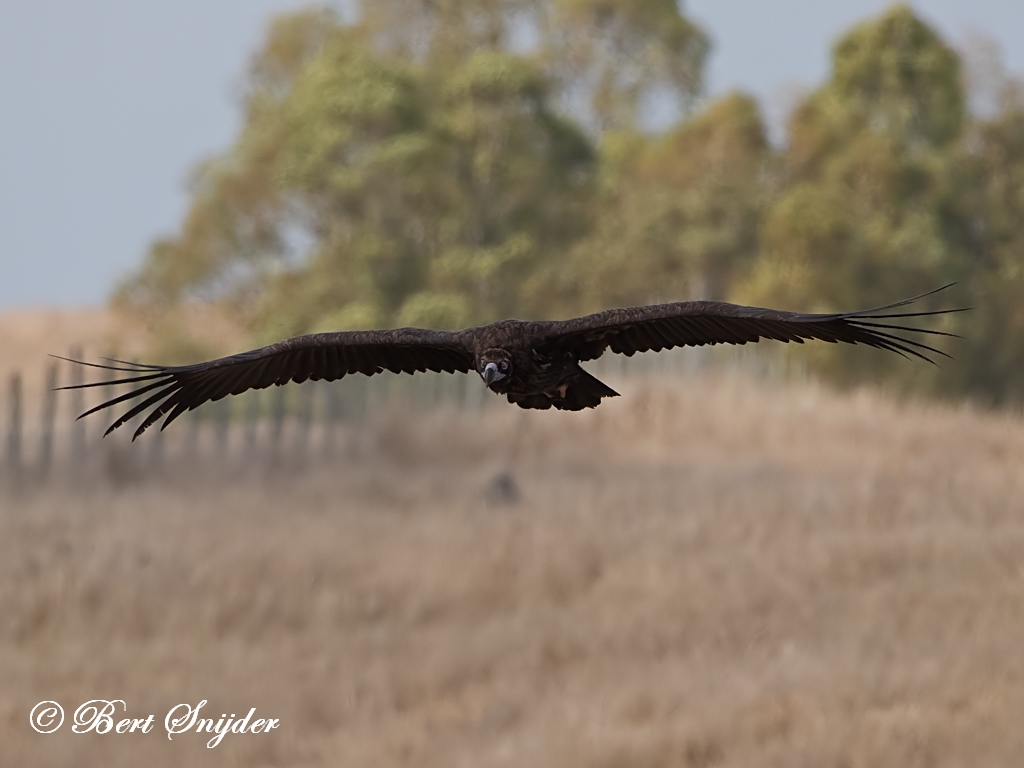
[554,369,620,411]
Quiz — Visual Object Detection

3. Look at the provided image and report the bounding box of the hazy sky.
[2,0,1022,308]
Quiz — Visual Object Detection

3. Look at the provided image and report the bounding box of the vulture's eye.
[499,360,509,371]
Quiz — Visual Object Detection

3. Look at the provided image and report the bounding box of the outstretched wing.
[60,329,474,440]
[531,285,966,363]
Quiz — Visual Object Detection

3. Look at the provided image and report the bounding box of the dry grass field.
[3,310,1024,766]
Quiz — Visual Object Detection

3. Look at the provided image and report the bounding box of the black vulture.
[60,285,964,439]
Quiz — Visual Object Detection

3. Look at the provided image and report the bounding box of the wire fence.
[0,344,804,492]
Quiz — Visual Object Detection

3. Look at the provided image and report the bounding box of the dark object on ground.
[485,472,521,506]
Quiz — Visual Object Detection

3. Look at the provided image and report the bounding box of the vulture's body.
[62,286,964,440]
[467,319,621,410]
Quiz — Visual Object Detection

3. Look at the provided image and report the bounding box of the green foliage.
[946,100,1024,403]
[120,3,603,340]
[568,93,770,311]
[739,5,967,388]
[120,3,1024,405]
[545,0,709,129]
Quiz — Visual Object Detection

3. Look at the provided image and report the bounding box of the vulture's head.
[479,350,513,391]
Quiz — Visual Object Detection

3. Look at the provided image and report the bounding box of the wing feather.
[60,329,474,440]
[533,285,966,364]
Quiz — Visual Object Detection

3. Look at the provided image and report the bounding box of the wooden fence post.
[455,371,467,410]
[184,408,199,459]
[7,373,22,482]
[98,358,116,443]
[295,383,313,464]
[39,363,58,477]
[149,418,164,469]
[68,347,86,461]
[213,397,230,456]
[126,359,144,438]
[350,374,367,422]
[271,386,286,459]
[322,381,341,458]
[244,390,260,457]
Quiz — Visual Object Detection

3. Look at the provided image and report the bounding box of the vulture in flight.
[62,286,963,440]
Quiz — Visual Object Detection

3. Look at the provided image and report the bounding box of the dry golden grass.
[3,363,1024,766]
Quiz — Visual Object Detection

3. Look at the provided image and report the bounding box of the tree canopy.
[119,3,1024,405]
[738,6,967,386]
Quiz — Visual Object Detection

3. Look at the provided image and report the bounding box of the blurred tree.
[117,1,1024,408]
[362,0,708,130]
[566,93,770,312]
[264,42,594,335]
[738,5,967,386]
[947,89,1024,403]
[543,0,709,130]
[117,0,706,351]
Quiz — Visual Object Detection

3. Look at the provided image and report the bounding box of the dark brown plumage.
[61,285,964,440]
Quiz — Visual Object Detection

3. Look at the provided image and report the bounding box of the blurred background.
[3,1,1024,765]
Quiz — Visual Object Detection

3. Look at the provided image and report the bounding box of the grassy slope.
[2,351,1023,766]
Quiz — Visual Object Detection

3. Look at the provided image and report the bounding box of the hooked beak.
[482,362,505,386]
